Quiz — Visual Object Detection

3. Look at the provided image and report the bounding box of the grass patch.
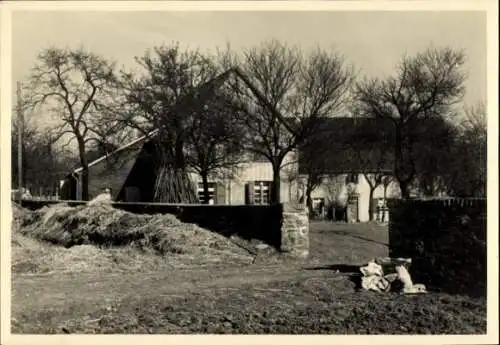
[306,221,388,265]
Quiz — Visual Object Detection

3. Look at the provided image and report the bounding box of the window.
[197,182,216,204]
[346,173,359,184]
[254,181,271,205]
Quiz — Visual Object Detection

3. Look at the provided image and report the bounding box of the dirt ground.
[11,221,486,334]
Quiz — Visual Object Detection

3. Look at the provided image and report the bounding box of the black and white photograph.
[0,1,497,342]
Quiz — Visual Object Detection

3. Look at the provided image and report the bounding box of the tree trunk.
[368,186,375,221]
[394,125,414,199]
[363,174,376,222]
[305,183,313,215]
[382,182,389,223]
[77,137,89,201]
[394,126,407,199]
[270,164,281,205]
[399,179,411,199]
[201,171,210,204]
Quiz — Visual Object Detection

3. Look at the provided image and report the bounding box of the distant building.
[293,117,400,222]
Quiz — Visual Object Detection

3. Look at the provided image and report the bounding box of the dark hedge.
[388,198,486,297]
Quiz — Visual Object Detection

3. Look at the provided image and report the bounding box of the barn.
[59,117,395,211]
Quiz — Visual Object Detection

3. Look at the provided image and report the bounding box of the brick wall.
[388,198,486,297]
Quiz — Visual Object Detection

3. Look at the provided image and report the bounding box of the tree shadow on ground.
[303,264,360,273]
[303,264,363,290]
[313,230,388,246]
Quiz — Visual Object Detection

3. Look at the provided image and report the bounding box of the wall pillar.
[280,202,309,258]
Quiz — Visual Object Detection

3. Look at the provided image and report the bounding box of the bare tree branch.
[353,46,467,198]
[25,46,122,200]
[226,40,354,204]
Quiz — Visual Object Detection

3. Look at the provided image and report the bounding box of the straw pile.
[12,203,254,274]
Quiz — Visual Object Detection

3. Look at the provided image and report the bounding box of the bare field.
[11,221,486,334]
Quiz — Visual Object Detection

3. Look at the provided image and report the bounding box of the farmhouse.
[59,115,402,222]
[57,69,401,222]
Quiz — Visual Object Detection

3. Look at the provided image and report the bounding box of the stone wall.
[388,198,486,297]
[280,203,310,258]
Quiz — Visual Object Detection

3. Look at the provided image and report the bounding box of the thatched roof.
[298,116,453,175]
[298,117,394,174]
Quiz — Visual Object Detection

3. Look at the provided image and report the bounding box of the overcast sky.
[12,10,486,119]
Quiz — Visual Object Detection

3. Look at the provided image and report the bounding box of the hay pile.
[11,202,25,229]
[11,233,184,274]
[12,203,254,273]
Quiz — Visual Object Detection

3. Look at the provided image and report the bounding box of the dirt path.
[12,263,334,314]
[12,222,388,319]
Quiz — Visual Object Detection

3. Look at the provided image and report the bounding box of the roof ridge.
[73,128,159,174]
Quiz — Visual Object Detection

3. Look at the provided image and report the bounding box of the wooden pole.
[17,81,23,198]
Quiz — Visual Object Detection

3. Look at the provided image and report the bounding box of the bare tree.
[119,43,223,203]
[184,90,247,203]
[412,116,458,197]
[296,134,332,214]
[26,47,123,200]
[225,40,354,204]
[462,101,487,139]
[353,46,467,198]
[461,102,487,197]
[381,174,396,200]
[11,118,72,196]
[11,114,37,190]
